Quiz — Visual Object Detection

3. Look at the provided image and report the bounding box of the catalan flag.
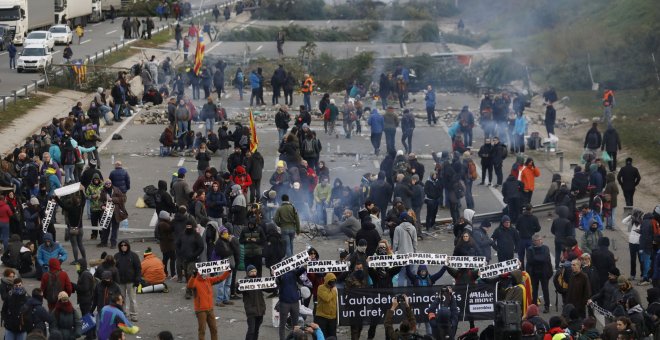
[71,59,87,83]
[249,109,259,153]
[193,34,205,75]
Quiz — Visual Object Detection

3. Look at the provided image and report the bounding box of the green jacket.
[273,202,300,233]
[85,182,104,212]
[313,184,331,203]
[383,111,399,129]
[328,104,339,121]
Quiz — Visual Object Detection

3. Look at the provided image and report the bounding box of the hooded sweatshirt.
[76,258,95,306]
[141,252,166,285]
[40,258,73,309]
[114,240,141,284]
[393,220,417,254]
[315,273,338,319]
[187,271,231,311]
[37,233,68,268]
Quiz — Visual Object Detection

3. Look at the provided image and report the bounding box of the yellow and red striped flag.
[249,109,259,153]
[193,35,205,75]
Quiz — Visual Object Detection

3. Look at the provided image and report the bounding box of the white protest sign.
[446,256,487,269]
[99,202,114,230]
[54,182,81,197]
[238,277,278,291]
[42,200,56,233]
[307,260,350,274]
[367,254,410,268]
[270,251,309,277]
[479,259,520,279]
[408,253,447,266]
[195,259,231,275]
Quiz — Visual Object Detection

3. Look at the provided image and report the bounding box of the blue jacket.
[513,115,527,135]
[249,72,260,89]
[109,167,131,193]
[206,189,227,218]
[580,211,603,231]
[98,304,137,340]
[48,174,61,196]
[425,90,436,108]
[49,145,62,165]
[589,171,604,193]
[277,267,305,303]
[7,44,16,57]
[37,233,68,268]
[367,109,384,134]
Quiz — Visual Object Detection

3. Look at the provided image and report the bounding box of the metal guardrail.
[0,0,238,110]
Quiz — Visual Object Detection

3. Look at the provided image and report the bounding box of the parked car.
[0,24,11,51]
[17,45,53,73]
[24,31,55,51]
[49,24,73,45]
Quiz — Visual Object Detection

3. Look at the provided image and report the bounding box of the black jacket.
[502,175,523,204]
[424,177,443,200]
[242,278,267,317]
[369,176,393,208]
[601,127,621,153]
[355,222,381,256]
[246,152,264,181]
[516,212,541,239]
[155,180,176,214]
[114,242,142,284]
[526,244,553,278]
[617,163,641,191]
[491,225,520,260]
[76,259,95,305]
[91,280,122,313]
[591,245,616,282]
[551,206,574,245]
[490,143,506,166]
[478,143,492,165]
[583,127,602,149]
[176,230,205,262]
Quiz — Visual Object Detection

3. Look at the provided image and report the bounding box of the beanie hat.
[218,226,228,234]
[501,215,511,223]
[30,197,39,205]
[158,210,171,220]
[521,321,535,335]
[617,276,627,285]
[358,239,367,246]
[144,247,152,256]
[57,291,69,302]
[178,167,187,175]
[101,271,112,280]
[608,267,620,277]
[480,220,492,228]
[246,265,256,273]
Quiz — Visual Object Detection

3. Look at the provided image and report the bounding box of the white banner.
[408,253,447,266]
[446,256,487,269]
[270,251,309,277]
[479,259,520,279]
[54,182,81,197]
[195,259,231,275]
[367,254,410,268]
[307,260,350,274]
[99,202,115,230]
[42,200,56,233]
[238,277,277,291]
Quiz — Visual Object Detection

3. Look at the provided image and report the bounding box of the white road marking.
[0,52,6,56]
[106,30,117,35]
[177,157,185,167]
[81,39,91,44]
[92,22,102,27]
[255,45,262,51]
[289,20,294,25]
[326,20,331,24]
[401,20,405,27]
[402,43,408,56]
[355,46,359,52]
[206,41,223,53]
[97,114,139,151]
[53,50,62,55]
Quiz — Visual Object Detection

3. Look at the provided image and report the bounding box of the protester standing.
[114,240,140,322]
[526,234,552,313]
[242,265,266,340]
[424,85,436,125]
[187,268,230,340]
[383,107,399,155]
[617,157,641,206]
[7,42,16,69]
[273,194,300,257]
[491,215,519,262]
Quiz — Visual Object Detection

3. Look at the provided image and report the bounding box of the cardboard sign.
[408,253,447,266]
[446,256,487,269]
[195,259,231,274]
[479,259,520,279]
[307,260,350,274]
[367,254,410,268]
[54,182,81,197]
[270,251,309,277]
[238,277,277,291]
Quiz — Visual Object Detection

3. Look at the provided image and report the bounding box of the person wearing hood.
[622,296,647,339]
[50,291,82,340]
[581,220,603,254]
[75,258,95,322]
[23,197,42,247]
[36,233,68,278]
[583,122,602,153]
[491,215,519,261]
[369,171,393,231]
[315,272,338,337]
[98,179,128,249]
[588,267,621,314]
[229,184,247,233]
[2,234,24,269]
[502,173,524,223]
[192,168,215,194]
[543,173,562,204]
[591,236,615,283]
[523,304,549,334]
[355,221,381,256]
[516,204,541,267]
[40,258,73,311]
[601,124,621,171]
[86,174,105,241]
[231,165,252,196]
[54,188,87,265]
[91,269,121,319]
[114,240,140,322]
[566,259,591,317]
[240,218,266,277]
[242,265,268,340]
[1,277,29,339]
[587,163,603,194]
[97,293,139,340]
[526,235,553,313]
[141,248,166,286]
[579,204,603,232]
[23,287,55,335]
[617,157,641,206]
[176,223,205,298]
[503,269,527,316]
[400,109,415,154]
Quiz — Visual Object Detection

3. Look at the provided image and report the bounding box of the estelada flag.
[249,109,259,153]
[71,59,87,83]
[193,35,205,75]
[456,55,472,67]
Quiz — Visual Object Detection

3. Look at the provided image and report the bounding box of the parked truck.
[0,0,54,44]
[55,0,102,27]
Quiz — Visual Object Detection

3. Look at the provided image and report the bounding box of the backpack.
[84,129,96,141]
[302,139,315,158]
[467,160,478,181]
[552,266,571,295]
[20,303,38,333]
[62,142,78,166]
[46,271,63,305]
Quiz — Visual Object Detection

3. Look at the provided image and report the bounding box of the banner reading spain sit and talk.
[193,35,205,75]
[337,284,497,326]
[249,109,259,153]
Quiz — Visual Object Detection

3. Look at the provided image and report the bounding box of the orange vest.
[301,77,314,93]
[603,90,614,106]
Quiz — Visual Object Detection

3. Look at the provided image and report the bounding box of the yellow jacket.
[315,273,338,319]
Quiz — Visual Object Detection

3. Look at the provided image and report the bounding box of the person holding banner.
[187,267,230,340]
[276,266,306,340]
[85,174,104,241]
[177,224,205,299]
[242,265,267,340]
[491,215,519,262]
[99,180,128,249]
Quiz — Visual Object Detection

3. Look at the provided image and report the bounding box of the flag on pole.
[249,109,259,153]
[71,59,87,83]
[456,55,472,68]
[193,35,205,75]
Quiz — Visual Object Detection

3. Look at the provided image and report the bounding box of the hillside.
[459,0,660,90]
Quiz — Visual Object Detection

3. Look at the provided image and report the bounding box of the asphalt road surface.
[3,89,644,339]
